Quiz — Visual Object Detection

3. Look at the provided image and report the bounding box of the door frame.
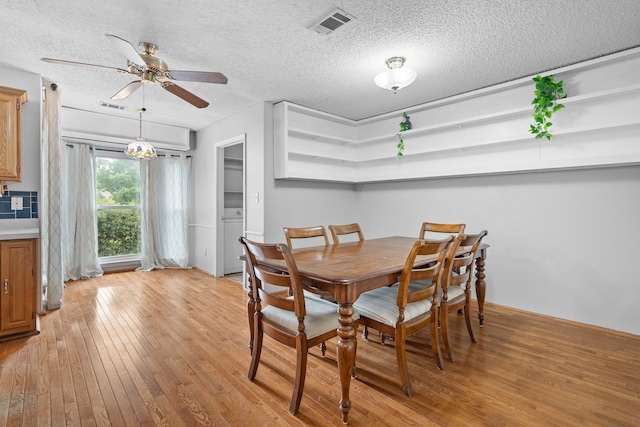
[214,134,246,277]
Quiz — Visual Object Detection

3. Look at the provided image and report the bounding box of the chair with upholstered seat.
[239,237,350,414]
[283,225,330,249]
[328,223,364,244]
[358,222,465,346]
[440,230,488,362]
[353,237,452,396]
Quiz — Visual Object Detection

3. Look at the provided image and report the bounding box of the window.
[95,155,141,260]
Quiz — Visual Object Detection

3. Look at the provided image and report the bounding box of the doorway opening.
[214,135,246,281]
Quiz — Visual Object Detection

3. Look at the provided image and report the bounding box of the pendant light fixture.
[124,85,157,160]
[374,56,417,93]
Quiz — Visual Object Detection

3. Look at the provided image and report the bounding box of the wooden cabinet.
[0,85,28,183]
[0,239,38,340]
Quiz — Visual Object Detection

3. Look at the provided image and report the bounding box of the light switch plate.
[11,196,23,210]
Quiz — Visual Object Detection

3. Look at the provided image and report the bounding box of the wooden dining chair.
[440,230,488,362]
[357,223,465,346]
[328,223,364,244]
[353,237,452,396]
[283,225,330,249]
[239,237,349,414]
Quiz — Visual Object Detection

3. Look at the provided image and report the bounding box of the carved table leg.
[337,302,357,424]
[475,251,486,327]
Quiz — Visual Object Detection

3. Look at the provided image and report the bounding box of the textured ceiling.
[1,0,640,131]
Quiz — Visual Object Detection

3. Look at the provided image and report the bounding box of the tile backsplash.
[0,191,38,219]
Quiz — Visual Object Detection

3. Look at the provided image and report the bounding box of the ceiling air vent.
[99,101,126,110]
[310,8,355,35]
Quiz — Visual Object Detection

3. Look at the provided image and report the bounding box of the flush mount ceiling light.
[374,56,417,93]
[124,86,157,160]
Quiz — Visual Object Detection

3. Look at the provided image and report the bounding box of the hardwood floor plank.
[0,269,638,426]
[0,340,18,426]
[67,313,113,426]
[43,312,66,426]
[59,302,97,426]
[91,282,173,426]
[80,304,155,427]
[36,320,51,427]
[19,332,38,427]
[6,342,27,426]
[95,282,195,425]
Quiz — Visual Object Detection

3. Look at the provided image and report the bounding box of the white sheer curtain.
[139,155,191,271]
[62,143,103,280]
[41,79,64,310]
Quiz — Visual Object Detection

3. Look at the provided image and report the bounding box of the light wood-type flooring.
[1,268,639,426]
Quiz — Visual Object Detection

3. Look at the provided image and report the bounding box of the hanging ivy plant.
[529,74,566,140]
[396,112,412,156]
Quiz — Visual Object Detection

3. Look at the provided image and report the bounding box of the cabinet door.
[0,240,35,334]
[0,86,27,181]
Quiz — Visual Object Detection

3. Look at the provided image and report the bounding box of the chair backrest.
[445,230,488,292]
[239,237,306,319]
[418,222,465,240]
[459,230,488,256]
[419,222,466,275]
[397,237,453,308]
[283,226,330,249]
[328,223,364,244]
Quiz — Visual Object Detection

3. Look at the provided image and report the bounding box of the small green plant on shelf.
[396,112,412,156]
[529,74,566,140]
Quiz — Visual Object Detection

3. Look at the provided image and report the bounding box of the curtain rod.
[65,143,191,158]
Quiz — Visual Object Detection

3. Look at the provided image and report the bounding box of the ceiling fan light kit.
[41,34,227,108]
[374,56,417,93]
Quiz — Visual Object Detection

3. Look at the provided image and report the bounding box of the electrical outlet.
[11,196,23,210]
[204,248,208,256]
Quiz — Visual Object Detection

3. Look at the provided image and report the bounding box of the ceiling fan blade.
[105,34,145,65]
[167,70,228,84]
[161,82,209,108]
[41,58,128,73]
[111,80,143,100]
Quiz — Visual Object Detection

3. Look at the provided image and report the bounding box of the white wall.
[264,178,357,243]
[190,102,267,274]
[355,165,640,335]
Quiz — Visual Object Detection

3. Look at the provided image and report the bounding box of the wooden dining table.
[250,236,489,424]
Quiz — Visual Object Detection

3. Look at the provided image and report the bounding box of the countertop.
[0,228,40,240]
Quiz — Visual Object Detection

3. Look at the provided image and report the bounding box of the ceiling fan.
[41,34,227,108]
